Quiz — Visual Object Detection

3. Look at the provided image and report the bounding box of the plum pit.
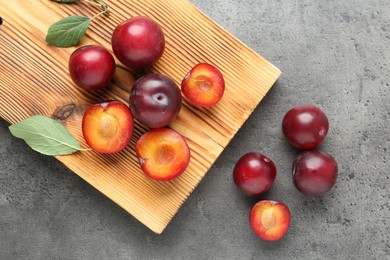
[98,113,119,139]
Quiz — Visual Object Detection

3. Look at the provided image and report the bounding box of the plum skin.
[129,73,182,128]
[111,16,165,69]
[282,105,329,150]
[233,152,277,196]
[293,150,338,196]
[69,45,115,90]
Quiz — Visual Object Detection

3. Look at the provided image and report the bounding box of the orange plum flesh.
[250,200,291,241]
[82,101,133,153]
[181,63,225,107]
[136,128,190,181]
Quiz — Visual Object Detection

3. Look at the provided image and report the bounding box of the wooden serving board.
[0,0,281,233]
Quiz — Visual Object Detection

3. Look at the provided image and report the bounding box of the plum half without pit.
[135,128,190,181]
[250,200,291,241]
[181,63,225,107]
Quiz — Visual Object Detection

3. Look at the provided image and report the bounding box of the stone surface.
[1,0,389,259]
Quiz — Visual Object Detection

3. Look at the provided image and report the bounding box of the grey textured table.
[1,0,389,259]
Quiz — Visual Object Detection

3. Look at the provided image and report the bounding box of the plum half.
[135,128,190,181]
[82,101,133,153]
[181,63,225,107]
[250,200,291,241]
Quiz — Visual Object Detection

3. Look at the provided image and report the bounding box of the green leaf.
[46,16,91,47]
[9,115,82,156]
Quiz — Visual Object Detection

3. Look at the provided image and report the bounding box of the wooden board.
[0,0,281,234]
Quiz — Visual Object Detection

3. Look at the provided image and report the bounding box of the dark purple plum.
[111,16,165,69]
[69,45,115,90]
[129,73,182,128]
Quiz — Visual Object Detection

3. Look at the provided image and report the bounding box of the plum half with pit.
[111,16,165,69]
[82,101,133,153]
[129,73,182,128]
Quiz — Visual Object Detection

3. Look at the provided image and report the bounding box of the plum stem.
[81,0,101,8]
[81,0,108,16]
[91,9,108,20]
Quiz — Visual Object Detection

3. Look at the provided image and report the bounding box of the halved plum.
[250,200,291,241]
[135,128,190,181]
[181,63,225,107]
[82,101,133,153]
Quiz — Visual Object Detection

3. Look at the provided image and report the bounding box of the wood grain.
[0,0,281,233]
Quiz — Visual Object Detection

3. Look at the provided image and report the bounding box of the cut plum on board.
[181,63,225,107]
[136,128,190,181]
[82,101,133,153]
